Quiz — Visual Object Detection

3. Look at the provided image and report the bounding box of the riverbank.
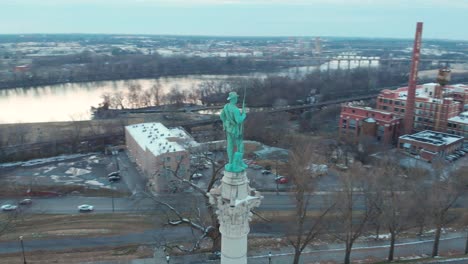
[0,112,212,162]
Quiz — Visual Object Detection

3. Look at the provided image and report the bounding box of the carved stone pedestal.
[209,170,262,264]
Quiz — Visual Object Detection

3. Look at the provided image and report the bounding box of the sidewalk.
[135,231,467,264]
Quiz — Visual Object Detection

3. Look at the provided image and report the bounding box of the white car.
[192,173,203,179]
[1,204,18,211]
[19,199,33,205]
[78,204,94,212]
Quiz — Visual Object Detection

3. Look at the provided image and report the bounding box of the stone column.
[209,170,262,264]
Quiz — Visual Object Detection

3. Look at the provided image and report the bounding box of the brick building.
[398,130,464,162]
[125,123,195,193]
[376,83,462,133]
[447,111,468,139]
[339,103,402,144]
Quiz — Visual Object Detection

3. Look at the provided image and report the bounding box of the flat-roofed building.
[447,111,468,139]
[376,83,462,132]
[125,123,195,193]
[339,103,402,145]
[398,130,464,162]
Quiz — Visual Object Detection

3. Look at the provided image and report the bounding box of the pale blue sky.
[1,0,468,40]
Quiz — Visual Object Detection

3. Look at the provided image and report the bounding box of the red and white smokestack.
[403,22,423,135]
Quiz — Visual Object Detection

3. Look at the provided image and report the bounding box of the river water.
[0,56,378,124]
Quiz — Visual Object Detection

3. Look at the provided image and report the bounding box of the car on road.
[261,170,271,175]
[250,164,262,170]
[19,199,32,205]
[78,204,94,212]
[275,176,289,184]
[445,155,455,162]
[1,204,18,211]
[108,171,120,177]
[192,173,203,179]
[108,175,121,182]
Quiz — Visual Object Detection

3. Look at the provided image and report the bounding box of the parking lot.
[0,153,130,197]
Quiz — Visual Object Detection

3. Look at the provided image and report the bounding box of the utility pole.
[19,236,27,264]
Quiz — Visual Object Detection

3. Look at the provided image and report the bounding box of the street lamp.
[111,181,115,213]
[275,160,279,195]
[268,251,272,264]
[166,255,170,263]
[19,236,27,264]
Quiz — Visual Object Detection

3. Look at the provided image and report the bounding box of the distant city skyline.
[2,0,468,40]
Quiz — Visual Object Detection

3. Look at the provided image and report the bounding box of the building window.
[395,101,400,106]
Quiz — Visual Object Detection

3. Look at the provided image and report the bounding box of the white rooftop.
[448,111,468,125]
[400,130,463,146]
[126,123,190,156]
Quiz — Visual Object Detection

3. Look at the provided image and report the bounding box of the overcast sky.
[1,0,468,40]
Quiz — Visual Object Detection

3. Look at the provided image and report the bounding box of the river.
[0,56,379,124]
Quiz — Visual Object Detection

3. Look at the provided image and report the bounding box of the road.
[0,226,466,264]
[2,193,467,214]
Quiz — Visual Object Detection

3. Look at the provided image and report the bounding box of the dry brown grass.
[0,244,153,264]
[0,213,154,241]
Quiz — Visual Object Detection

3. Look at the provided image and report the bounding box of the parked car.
[108,171,120,177]
[78,204,94,212]
[336,163,349,171]
[19,199,32,205]
[192,173,203,179]
[309,164,328,176]
[261,170,271,175]
[1,204,18,211]
[108,175,121,182]
[275,176,289,184]
[445,156,455,162]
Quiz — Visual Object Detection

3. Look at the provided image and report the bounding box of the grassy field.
[0,213,155,241]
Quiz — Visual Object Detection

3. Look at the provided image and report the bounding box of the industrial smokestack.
[403,22,423,135]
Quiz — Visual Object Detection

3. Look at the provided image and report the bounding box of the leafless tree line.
[99,81,200,110]
[139,135,466,263]
[285,137,468,264]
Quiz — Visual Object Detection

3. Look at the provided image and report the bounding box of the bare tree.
[286,138,334,264]
[165,85,187,106]
[110,91,126,109]
[145,149,228,253]
[373,156,413,261]
[429,164,466,257]
[149,81,163,106]
[330,164,375,264]
[127,84,143,108]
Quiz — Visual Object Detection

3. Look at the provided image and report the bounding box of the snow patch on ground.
[0,154,91,169]
[85,180,105,187]
[65,167,91,176]
[50,175,82,183]
[362,233,391,240]
[42,166,56,174]
[254,146,289,161]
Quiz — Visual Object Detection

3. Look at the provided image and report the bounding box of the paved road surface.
[1,229,466,264]
[2,193,467,214]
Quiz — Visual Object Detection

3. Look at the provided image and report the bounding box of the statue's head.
[227,91,239,103]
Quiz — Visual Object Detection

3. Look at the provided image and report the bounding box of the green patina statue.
[220,91,248,172]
